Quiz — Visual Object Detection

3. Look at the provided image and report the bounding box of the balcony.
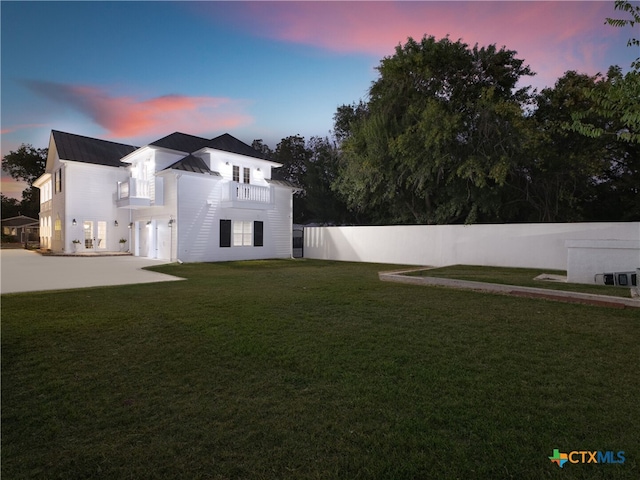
[116,178,151,209]
[221,182,274,209]
[40,199,52,212]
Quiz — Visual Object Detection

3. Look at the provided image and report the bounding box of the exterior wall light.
[146,220,152,225]
[114,220,119,227]
[128,222,133,229]
[72,219,77,226]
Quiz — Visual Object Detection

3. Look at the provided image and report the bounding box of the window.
[232,165,251,184]
[220,220,263,247]
[220,219,231,247]
[254,221,263,247]
[54,168,62,193]
[233,221,252,246]
[54,217,62,241]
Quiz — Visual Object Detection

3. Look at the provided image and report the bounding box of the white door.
[138,222,149,257]
[96,221,107,250]
[83,221,94,250]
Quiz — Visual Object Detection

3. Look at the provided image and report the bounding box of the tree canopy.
[1,144,47,219]
[333,35,534,224]
[332,33,638,224]
[2,144,47,184]
[569,0,640,143]
[270,135,353,224]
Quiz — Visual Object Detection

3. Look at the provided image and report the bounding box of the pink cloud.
[1,123,48,135]
[23,80,254,139]
[0,176,27,199]
[199,1,629,90]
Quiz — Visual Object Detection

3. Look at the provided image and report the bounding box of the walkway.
[379,268,640,309]
[1,249,184,294]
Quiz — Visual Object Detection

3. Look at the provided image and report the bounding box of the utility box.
[566,240,640,285]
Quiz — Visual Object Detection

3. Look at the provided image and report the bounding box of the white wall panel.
[176,175,293,263]
[303,222,640,274]
[63,163,130,253]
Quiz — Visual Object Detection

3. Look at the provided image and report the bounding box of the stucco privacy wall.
[303,222,640,271]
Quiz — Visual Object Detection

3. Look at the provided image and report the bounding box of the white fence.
[303,222,640,275]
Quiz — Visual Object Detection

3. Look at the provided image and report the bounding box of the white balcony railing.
[118,178,150,199]
[223,182,272,204]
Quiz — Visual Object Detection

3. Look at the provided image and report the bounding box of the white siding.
[64,162,131,253]
[175,174,293,263]
[131,173,178,260]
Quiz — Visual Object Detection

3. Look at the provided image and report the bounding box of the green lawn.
[406,265,634,298]
[2,260,639,479]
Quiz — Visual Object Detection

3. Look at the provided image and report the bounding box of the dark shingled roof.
[167,155,220,176]
[52,130,138,167]
[268,167,302,190]
[207,133,270,160]
[149,132,211,153]
[149,132,270,161]
[266,178,303,190]
[52,130,271,170]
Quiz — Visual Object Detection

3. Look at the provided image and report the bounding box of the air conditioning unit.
[596,272,638,287]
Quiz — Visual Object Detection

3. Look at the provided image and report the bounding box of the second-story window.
[243,167,250,184]
[54,168,62,193]
[233,165,240,182]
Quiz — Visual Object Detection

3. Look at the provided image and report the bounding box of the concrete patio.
[1,249,184,294]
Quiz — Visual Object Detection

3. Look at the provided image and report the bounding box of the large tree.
[515,70,638,222]
[570,0,640,143]
[333,35,533,224]
[1,144,47,219]
[271,135,354,224]
[1,194,21,219]
[303,136,353,224]
[272,135,309,223]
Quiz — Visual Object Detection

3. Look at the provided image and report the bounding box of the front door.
[83,221,107,251]
[83,221,94,250]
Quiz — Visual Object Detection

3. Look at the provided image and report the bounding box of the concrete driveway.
[1,249,184,294]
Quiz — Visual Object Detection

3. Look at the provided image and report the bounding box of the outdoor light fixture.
[146,220,152,225]
[114,220,119,227]
[128,222,133,229]
[168,218,174,227]
[72,219,77,226]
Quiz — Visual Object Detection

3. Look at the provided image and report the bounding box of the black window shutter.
[254,221,263,247]
[220,219,231,247]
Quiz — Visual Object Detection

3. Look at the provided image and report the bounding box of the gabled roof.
[1,215,39,227]
[49,130,271,169]
[52,130,138,167]
[266,178,303,191]
[148,132,270,161]
[167,155,221,176]
[268,167,303,191]
[207,133,270,160]
[149,132,210,153]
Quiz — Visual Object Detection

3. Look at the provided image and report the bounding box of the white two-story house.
[33,130,299,262]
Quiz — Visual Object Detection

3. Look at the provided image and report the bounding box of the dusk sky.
[1,1,637,198]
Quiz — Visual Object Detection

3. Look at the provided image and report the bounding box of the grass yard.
[2,259,639,479]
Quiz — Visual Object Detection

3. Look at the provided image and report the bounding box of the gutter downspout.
[175,172,182,264]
